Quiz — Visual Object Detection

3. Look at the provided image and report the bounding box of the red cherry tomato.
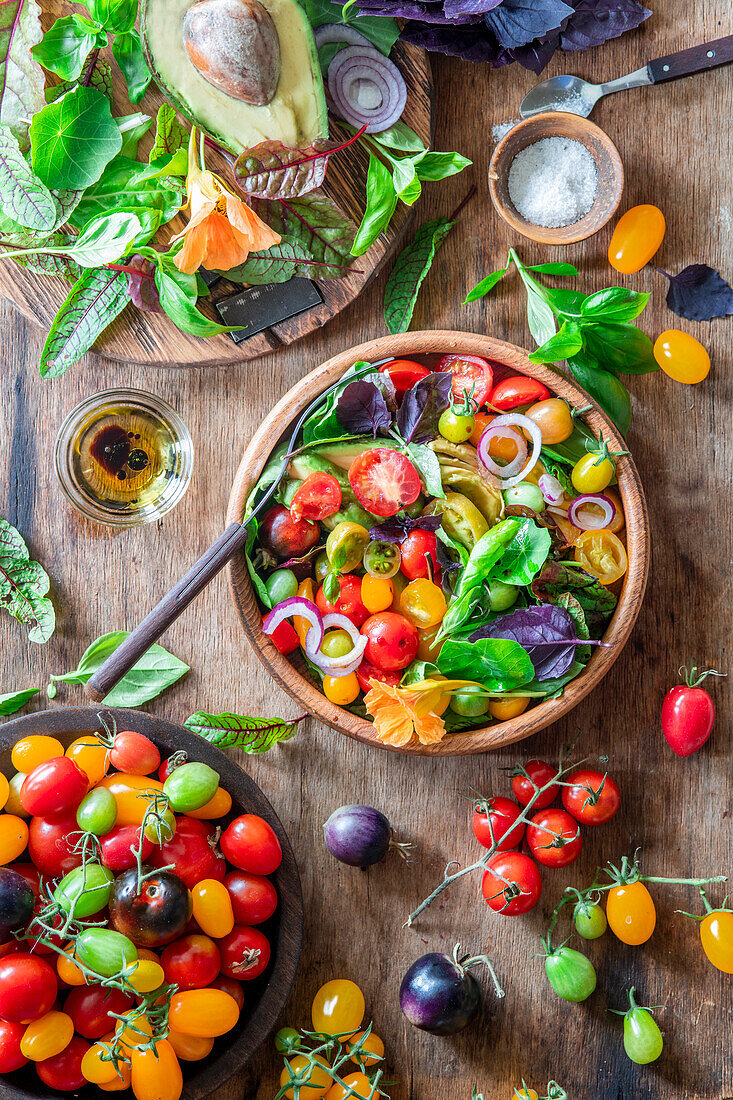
[264,614,300,655]
[0,954,57,1023]
[437,354,494,407]
[109,730,161,776]
[210,975,245,1011]
[259,504,320,561]
[28,811,83,878]
[219,925,271,981]
[161,934,221,990]
[511,760,559,809]
[0,1018,27,1072]
[472,797,525,851]
[661,669,719,756]
[36,1034,89,1091]
[316,574,369,629]
[399,529,441,582]
[526,808,582,868]
[360,612,419,672]
[348,449,421,518]
[221,815,282,876]
[225,871,278,926]
[378,359,430,395]
[290,473,342,523]
[355,661,402,694]
[100,825,154,872]
[152,817,225,889]
[482,852,542,915]
[561,769,621,826]
[64,986,134,1039]
[490,376,550,410]
[20,758,88,817]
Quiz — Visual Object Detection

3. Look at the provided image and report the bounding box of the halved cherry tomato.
[316,575,369,628]
[472,797,525,851]
[348,449,421,518]
[491,376,549,410]
[562,769,621,825]
[378,359,429,395]
[606,880,656,945]
[511,760,559,809]
[526,808,582,868]
[361,612,419,672]
[291,473,342,523]
[482,851,542,915]
[399,529,440,581]
[437,354,494,407]
[355,661,401,694]
[574,529,627,585]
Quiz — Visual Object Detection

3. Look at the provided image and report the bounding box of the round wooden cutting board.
[0,1,433,366]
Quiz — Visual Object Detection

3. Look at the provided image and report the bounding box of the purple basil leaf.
[504,31,562,70]
[370,514,442,543]
[560,0,652,51]
[396,371,453,444]
[472,603,587,681]
[436,537,461,575]
[400,20,503,59]
[444,0,503,17]
[127,255,162,314]
[657,264,733,322]
[336,380,392,437]
[484,0,573,49]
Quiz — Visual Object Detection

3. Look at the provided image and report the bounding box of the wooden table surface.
[1,1,732,1096]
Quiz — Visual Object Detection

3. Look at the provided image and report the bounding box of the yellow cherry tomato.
[608,204,666,273]
[489,696,530,720]
[654,329,710,384]
[525,398,573,444]
[347,1032,384,1069]
[606,880,656,945]
[185,786,233,820]
[700,909,733,973]
[11,735,64,773]
[514,1089,539,1100]
[21,1011,74,1061]
[127,958,165,994]
[399,579,447,629]
[131,1038,183,1100]
[168,989,240,1037]
[416,625,443,663]
[0,814,29,864]
[191,879,235,939]
[66,735,111,785]
[97,773,165,826]
[326,1071,373,1100]
[82,1041,121,1085]
[312,979,365,1038]
[361,575,393,614]
[280,1054,332,1100]
[323,673,360,706]
[0,773,8,812]
[167,1030,215,1061]
[571,452,614,494]
[98,1059,132,1091]
[294,578,317,648]
[56,944,86,986]
[575,529,627,585]
[4,773,27,817]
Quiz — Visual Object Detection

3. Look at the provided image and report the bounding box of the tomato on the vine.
[348,448,422,518]
[220,815,282,876]
[481,851,542,915]
[361,612,419,673]
[511,760,559,809]
[399,529,440,581]
[437,354,494,407]
[606,881,656,945]
[64,985,133,1040]
[100,825,153,872]
[109,730,161,776]
[28,811,82,877]
[661,667,719,756]
[472,797,525,851]
[378,359,429,395]
[562,769,621,826]
[219,925,271,980]
[527,809,582,868]
[699,907,733,973]
[316,575,369,628]
[311,978,365,1036]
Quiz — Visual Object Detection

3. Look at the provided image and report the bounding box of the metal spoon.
[520,34,733,119]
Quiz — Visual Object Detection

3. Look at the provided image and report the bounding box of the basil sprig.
[48,631,189,707]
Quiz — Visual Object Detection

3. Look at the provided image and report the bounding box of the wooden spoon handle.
[83,522,247,703]
[647,35,733,84]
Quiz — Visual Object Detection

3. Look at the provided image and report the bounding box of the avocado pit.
[183,0,281,106]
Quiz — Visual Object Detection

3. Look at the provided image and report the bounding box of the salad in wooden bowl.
[228,332,649,756]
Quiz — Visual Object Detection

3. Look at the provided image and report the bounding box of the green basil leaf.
[580,286,649,324]
[155,267,240,336]
[112,30,152,103]
[392,155,421,206]
[529,320,584,364]
[414,149,472,181]
[370,120,426,154]
[351,153,396,257]
[439,519,521,638]
[65,210,143,266]
[0,688,40,716]
[567,357,631,435]
[0,516,55,643]
[0,125,57,230]
[582,322,658,375]
[517,266,557,345]
[524,262,579,276]
[30,86,123,190]
[183,711,304,752]
[488,518,551,586]
[464,262,510,303]
[39,267,130,378]
[404,441,444,499]
[384,216,453,334]
[323,570,341,602]
[0,0,47,151]
[543,287,586,317]
[117,113,154,158]
[88,0,137,32]
[31,14,103,81]
[438,637,535,692]
[317,40,345,78]
[49,630,189,706]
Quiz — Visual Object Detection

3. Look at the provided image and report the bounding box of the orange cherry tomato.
[168,990,240,1038]
[489,696,530,720]
[191,879,235,939]
[525,398,573,444]
[606,881,656,945]
[347,1031,384,1069]
[185,786,233,820]
[81,1040,120,1085]
[97,773,164,826]
[167,1030,215,1061]
[131,1038,183,1100]
[608,204,666,273]
[294,578,316,648]
[66,735,111,786]
[0,773,8,813]
[21,1011,74,1062]
[654,330,710,384]
[280,1054,332,1100]
[326,1071,373,1100]
[0,815,29,864]
[11,736,64,773]
[98,1058,132,1091]
[699,909,733,973]
[56,944,87,987]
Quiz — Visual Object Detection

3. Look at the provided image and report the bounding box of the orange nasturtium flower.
[364,678,479,748]
[171,130,280,275]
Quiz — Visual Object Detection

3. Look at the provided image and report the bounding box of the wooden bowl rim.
[488,111,624,246]
[227,330,649,757]
[0,707,303,1100]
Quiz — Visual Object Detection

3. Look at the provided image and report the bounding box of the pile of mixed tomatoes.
[0,724,281,1097]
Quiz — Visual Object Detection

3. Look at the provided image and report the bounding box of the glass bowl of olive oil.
[54,389,194,527]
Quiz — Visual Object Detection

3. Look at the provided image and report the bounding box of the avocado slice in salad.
[313,439,402,469]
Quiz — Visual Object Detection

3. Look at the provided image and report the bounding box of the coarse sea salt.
[508,136,598,228]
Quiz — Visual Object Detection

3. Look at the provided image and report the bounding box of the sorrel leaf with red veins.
[235,127,366,200]
[0,125,57,229]
[483,0,574,49]
[657,264,733,322]
[530,560,617,633]
[217,235,352,283]
[183,711,304,752]
[0,516,55,643]
[39,265,130,378]
[336,379,392,437]
[149,103,188,161]
[384,215,454,334]
[252,188,356,273]
[0,0,46,150]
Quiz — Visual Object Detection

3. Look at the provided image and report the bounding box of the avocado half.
[141,0,329,154]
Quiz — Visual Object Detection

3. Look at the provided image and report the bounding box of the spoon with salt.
[520,34,733,119]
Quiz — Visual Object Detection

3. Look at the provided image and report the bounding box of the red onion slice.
[477,413,543,491]
[305,611,368,676]
[477,425,527,479]
[314,24,373,49]
[539,473,564,506]
[263,597,323,652]
[568,494,616,530]
[328,46,407,133]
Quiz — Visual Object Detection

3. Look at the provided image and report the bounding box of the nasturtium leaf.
[0,0,47,150]
[658,263,733,322]
[484,0,573,49]
[183,711,304,752]
[0,125,57,229]
[0,517,55,643]
[437,636,535,692]
[39,266,130,378]
[31,14,104,81]
[336,380,392,437]
[30,86,123,190]
[384,216,454,333]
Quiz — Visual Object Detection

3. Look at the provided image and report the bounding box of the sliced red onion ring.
[477,425,527,479]
[539,473,564,506]
[263,597,323,652]
[568,494,616,531]
[328,46,407,134]
[477,413,543,491]
[305,611,368,677]
[314,24,373,49]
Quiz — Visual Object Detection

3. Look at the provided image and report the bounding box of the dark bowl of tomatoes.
[227,330,649,757]
[0,708,303,1100]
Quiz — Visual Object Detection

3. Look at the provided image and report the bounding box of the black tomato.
[259,505,320,561]
[109,868,190,948]
[0,868,35,939]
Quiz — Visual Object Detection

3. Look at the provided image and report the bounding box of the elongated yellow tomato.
[312,980,365,1037]
[571,452,614,494]
[128,958,165,994]
[185,786,233,820]
[97,773,164,826]
[56,943,86,986]
[489,696,530,720]
[0,814,29,864]
[168,989,240,1037]
[82,1041,121,1085]
[131,1038,183,1100]
[167,1030,215,1061]
[606,881,656,945]
[98,1060,132,1092]
[4,773,27,817]
[700,910,733,973]
[11,735,64,772]
[21,1011,74,1061]
[608,204,666,273]
[191,878,234,939]
[574,529,627,585]
[0,773,9,812]
[67,735,111,785]
[280,1054,332,1100]
[654,330,710,384]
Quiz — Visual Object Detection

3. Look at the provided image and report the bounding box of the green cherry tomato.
[574,901,608,940]
[76,787,118,836]
[544,946,597,1002]
[504,483,545,513]
[315,551,331,584]
[402,495,426,519]
[439,408,475,444]
[622,990,663,1065]
[163,762,220,812]
[363,540,401,579]
[320,629,354,659]
[274,1027,303,1054]
[326,522,370,572]
[488,579,519,612]
[449,686,491,718]
[571,452,614,493]
[54,864,114,918]
[143,806,176,845]
[76,928,138,977]
[266,569,298,604]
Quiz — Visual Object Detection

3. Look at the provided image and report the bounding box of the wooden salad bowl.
[0,708,303,1100]
[227,331,650,757]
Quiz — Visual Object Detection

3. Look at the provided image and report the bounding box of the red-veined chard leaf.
[235,126,366,200]
[183,711,306,753]
[0,0,46,150]
[252,188,356,273]
[657,263,733,322]
[384,215,454,334]
[149,103,188,161]
[39,266,130,378]
[217,235,353,283]
[0,516,55,643]
[0,124,57,229]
